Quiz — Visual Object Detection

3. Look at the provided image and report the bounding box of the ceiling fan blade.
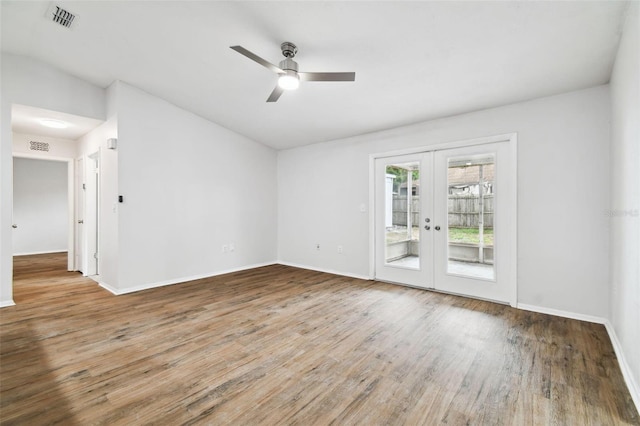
[230,46,283,74]
[266,84,284,103]
[299,72,356,82]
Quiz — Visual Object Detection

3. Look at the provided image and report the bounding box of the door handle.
[435,226,441,231]
[12,224,17,229]
[78,220,84,224]
[424,225,430,230]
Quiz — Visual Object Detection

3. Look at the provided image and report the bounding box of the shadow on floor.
[0,324,79,425]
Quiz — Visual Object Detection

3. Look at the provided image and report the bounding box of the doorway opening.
[12,156,74,266]
[12,156,75,304]
[10,104,104,304]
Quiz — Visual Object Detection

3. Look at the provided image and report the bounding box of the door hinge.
[93,253,99,260]
[82,183,86,190]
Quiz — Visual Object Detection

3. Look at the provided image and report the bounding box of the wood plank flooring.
[1,253,638,425]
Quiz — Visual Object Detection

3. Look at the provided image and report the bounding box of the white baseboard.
[517,303,639,413]
[98,281,119,295]
[99,261,278,295]
[13,250,68,256]
[98,261,370,296]
[0,299,16,308]
[277,261,372,281]
[604,320,640,412]
[516,303,607,324]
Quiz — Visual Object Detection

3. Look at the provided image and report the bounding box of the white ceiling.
[0,1,628,150]
[11,104,104,140]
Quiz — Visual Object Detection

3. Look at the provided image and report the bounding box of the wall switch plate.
[337,245,343,254]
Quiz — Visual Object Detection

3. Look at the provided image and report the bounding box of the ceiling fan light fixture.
[230,42,355,101]
[278,71,300,90]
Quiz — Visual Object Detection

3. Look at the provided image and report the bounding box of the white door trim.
[75,155,85,273]
[86,151,100,276]
[369,133,518,306]
[370,133,517,160]
[12,153,76,271]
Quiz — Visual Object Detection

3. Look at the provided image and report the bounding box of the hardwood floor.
[1,253,638,425]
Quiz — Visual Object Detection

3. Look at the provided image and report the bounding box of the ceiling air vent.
[46,4,77,29]
[30,141,50,152]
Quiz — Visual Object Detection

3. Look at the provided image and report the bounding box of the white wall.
[0,53,106,306]
[278,85,611,318]
[113,82,277,292]
[609,2,640,406]
[12,158,68,255]
[1,55,277,298]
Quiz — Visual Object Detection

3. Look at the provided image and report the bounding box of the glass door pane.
[375,152,432,289]
[384,162,420,269]
[446,154,495,280]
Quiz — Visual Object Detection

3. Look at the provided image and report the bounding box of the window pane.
[447,156,495,280]
[385,162,420,269]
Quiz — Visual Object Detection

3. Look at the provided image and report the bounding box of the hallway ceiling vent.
[46,4,77,29]
[29,141,50,152]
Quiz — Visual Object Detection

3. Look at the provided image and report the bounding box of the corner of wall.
[608,0,640,413]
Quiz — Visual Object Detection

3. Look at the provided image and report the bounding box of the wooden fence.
[392,194,494,228]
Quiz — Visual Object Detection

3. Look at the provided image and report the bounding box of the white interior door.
[375,140,516,305]
[75,157,84,273]
[85,154,99,276]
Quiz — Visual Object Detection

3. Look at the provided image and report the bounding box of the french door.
[375,141,515,304]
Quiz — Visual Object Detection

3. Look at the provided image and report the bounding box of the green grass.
[386,226,493,246]
[448,227,493,245]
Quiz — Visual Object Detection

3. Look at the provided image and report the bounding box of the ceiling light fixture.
[278,71,300,91]
[40,119,68,129]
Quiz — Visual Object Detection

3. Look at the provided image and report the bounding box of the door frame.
[369,133,518,306]
[86,151,100,276]
[12,153,76,271]
[75,151,101,276]
[75,156,85,273]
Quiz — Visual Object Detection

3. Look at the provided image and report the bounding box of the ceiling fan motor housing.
[280,42,297,58]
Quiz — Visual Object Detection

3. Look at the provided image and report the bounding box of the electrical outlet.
[229,244,235,252]
[337,245,343,254]
[222,245,228,253]
[315,244,320,250]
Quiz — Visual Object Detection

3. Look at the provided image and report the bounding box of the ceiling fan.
[230,42,356,102]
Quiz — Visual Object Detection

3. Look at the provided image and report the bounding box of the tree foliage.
[386,166,419,193]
